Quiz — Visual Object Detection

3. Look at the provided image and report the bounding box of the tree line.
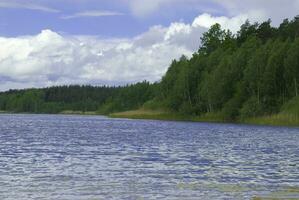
[1,16,299,120]
[0,82,156,114]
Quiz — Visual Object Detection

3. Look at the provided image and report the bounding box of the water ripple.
[0,114,298,199]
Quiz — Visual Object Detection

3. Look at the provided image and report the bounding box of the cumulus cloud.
[0,29,191,91]
[213,0,299,25]
[192,11,267,33]
[127,0,299,25]
[0,13,257,91]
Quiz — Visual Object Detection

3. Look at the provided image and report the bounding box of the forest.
[1,16,299,123]
[0,83,156,114]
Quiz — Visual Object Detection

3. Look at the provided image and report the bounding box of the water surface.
[0,114,298,199]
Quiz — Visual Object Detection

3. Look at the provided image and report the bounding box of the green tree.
[200,23,226,54]
[284,38,299,97]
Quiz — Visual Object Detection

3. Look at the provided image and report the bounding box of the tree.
[244,45,269,103]
[199,23,226,54]
[3,16,299,122]
[257,19,276,43]
[261,39,290,112]
[237,20,258,45]
[284,38,299,97]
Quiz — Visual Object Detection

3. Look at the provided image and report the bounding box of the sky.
[0,0,299,91]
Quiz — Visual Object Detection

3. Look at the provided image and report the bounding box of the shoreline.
[1,109,299,127]
[109,109,299,127]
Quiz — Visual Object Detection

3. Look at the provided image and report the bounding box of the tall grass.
[244,113,299,126]
[109,109,191,121]
[110,109,299,127]
[109,97,299,127]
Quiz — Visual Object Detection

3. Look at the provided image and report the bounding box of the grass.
[2,108,299,127]
[242,97,299,126]
[244,113,299,127]
[109,109,299,127]
[110,109,230,124]
[193,112,226,123]
[2,96,299,127]
[109,109,192,121]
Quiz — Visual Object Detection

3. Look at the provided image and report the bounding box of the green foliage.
[2,16,299,125]
[284,38,299,97]
[157,17,299,122]
[142,99,166,111]
[240,97,264,119]
[200,23,227,54]
[97,100,121,115]
[0,82,155,114]
[98,81,156,113]
[281,96,299,116]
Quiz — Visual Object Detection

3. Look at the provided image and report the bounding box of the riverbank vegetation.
[1,16,299,126]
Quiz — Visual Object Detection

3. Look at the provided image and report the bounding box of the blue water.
[0,114,298,200]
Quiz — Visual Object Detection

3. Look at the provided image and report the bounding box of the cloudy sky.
[0,0,299,91]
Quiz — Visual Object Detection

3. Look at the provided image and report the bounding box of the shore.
[1,109,299,127]
[109,109,193,121]
[109,109,299,127]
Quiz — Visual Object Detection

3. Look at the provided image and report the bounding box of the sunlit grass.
[110,109,230,123]
[109,109,191,121]
[109,108,299,127]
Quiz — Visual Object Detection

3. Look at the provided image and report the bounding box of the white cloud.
[213,0,299,25]
[0,13,261,91]
[127,0,299,26]
[192,11,267,33]
[62,10,124,19]
[0,0,59,13]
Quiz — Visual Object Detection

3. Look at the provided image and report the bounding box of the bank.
[109,109,299,127]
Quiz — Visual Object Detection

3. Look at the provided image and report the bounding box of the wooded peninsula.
[1,17,299,126]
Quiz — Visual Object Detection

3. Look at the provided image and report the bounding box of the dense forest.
[155,17,299,120]
[1,16,299,122]
[0,82,156,114]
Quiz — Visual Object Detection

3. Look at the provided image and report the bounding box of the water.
[0,114,298,200]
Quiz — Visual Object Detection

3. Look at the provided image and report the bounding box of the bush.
[97,101,121,114]
[240,96,263,119]
[179,102,194,115]
[142,99,166,110]
[222,97,241,120]
[281,96,299,116]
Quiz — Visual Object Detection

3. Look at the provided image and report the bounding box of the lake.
[0,114,298,199]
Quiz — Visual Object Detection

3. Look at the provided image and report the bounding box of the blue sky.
[0,0,299,90]
[0,0,221,37]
